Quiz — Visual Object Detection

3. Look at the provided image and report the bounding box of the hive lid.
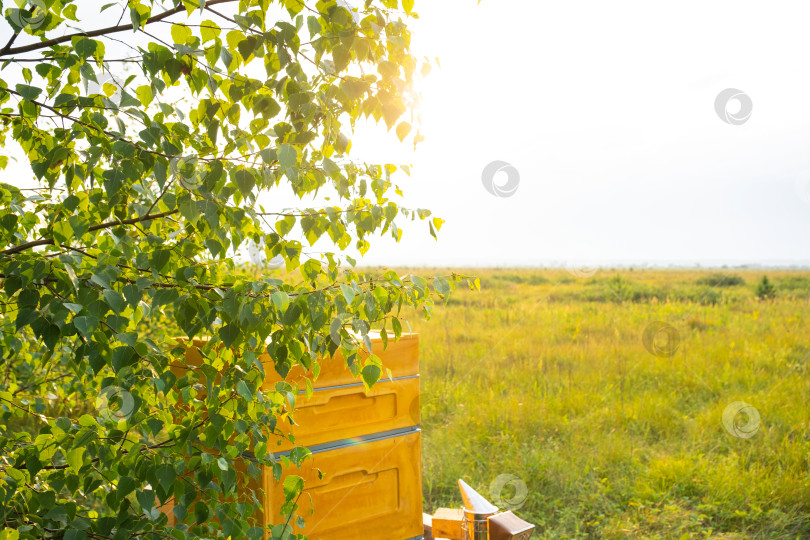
[458,479,498,514]
[174,333,419,390]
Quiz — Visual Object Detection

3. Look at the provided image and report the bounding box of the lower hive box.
[265,429,423,539]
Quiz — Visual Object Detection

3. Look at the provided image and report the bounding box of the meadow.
[405,269,810,539]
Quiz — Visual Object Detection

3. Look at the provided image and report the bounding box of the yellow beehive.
[169,333,423,540]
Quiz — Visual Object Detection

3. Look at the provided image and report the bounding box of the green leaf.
[45,506,68,523]
[136,489,155,513]
[156,464,175,491]
[103,290,125,314]
[15,309,37,331]
[64,302,83,314]
[276,215,295,236]
[151,250,171,272]
[66,447,84,472]
[0,529,20,540]
[115,476,137,502]
[395,121,411,142]
[433,276,451,295]
[333,44,351,71]
[307,16,321,36]
[219,324,239,347]
[340,284,356,305]
[146,418,164,436]
[72,428,96,449]
[282,475,304,502]
[322,157,340,177]
[171,24,192,45]
[271,290,289,311]
[361,364,381,388]
[68,518,91,531]
[201,20,221,42]
[301,258,322,280]
[179,199,200,222]
[281,303,301,325]
[236,380,252,401]
[135,85,152,106]
[380,327,388,350]
[112,346,137,372]
[15,84,42,101]
[123,284,141,308]
[277,144,297,171]
[73,316,98,338]
[74,37,97,59]
[235,169,255,197]
[194,501,209,524]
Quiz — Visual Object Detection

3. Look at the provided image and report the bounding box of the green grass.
[404,268,810,539]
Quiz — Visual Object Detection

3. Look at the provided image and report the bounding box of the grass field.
[404,269,810,539]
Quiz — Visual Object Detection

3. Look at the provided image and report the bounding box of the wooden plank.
[432,507,464,539]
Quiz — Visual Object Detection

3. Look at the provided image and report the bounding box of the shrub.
[696,273,745,287]
[491,273,551,286]
[756,276,777,300]
[590,276,664,303]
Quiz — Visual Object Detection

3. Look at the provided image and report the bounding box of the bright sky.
[347,0,810,267]
[3,1,810,268]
